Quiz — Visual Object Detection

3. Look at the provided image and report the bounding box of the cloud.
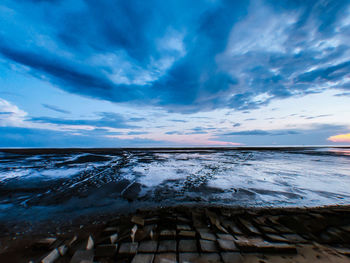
[328,133,350,143]
[165,131,183,135]
[304,114,331,120]
[2,1,349,112]
[335,92,350,97]
[169,119,187,123]
[0,126,166,147]
[0,98,27,126]
[42,103,71,114]
[30,112,138,129]
[223,130,271,136]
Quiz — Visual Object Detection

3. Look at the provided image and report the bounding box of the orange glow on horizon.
[328,133,350,143]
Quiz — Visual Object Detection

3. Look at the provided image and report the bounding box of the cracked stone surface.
[2,206,350,262]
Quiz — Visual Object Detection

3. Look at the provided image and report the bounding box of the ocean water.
[0,147,350,222]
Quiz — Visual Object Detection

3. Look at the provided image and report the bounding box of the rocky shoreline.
[1,204,350,262]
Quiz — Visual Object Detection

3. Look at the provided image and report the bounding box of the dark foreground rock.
[1,205,350,262]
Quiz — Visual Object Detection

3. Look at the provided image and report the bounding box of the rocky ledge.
[1,205,350,262]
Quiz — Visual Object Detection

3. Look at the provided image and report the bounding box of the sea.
[0,147,350,223]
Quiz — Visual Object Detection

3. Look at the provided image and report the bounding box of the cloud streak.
[42,104,71,114]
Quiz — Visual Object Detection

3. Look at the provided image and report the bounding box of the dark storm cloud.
[1,0,350,112]
[30,112,138,129]
[42,104,71,114]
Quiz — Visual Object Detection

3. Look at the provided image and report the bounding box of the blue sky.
[0,0,350,147]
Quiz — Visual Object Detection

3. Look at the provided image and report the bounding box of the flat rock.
[265,234,289,243]
[200,239,218,252]
[234,236,297,253]
[239,219,260,235]
[179,240,197,252]
[158,240,177,252]
[131,253,154,263]
[283,234,307,243]
[179,253,200,263]
[119,242,138,254]
[207,213,228,233]
[177,216,191,223]
[138,240,158,253]
[144,217,159,225]
[131,216,144,226]
[198,230,216,241]
[228,224,243,235]
[41,248,60,263]
[199,253,221,263]
[154,253,177,263]
[259,226,278,234]
[217,234,234,241]
[217,239,239,251]
[103,226,119,234]
[160,230,176,238]
[70,250,94,263]
[221,252,244,263]
[177,224,191,231]
[95,244,118,258]
[34,237,57,250]
[179,230,196,238]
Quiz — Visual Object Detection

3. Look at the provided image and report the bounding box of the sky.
[0,0,350,147]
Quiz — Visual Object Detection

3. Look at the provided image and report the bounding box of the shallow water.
[0,147,350,222]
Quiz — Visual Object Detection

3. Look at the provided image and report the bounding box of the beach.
[1,147,350,262]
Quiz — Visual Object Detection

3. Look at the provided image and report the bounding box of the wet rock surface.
[1,147,350,226]
[1,205,350,262]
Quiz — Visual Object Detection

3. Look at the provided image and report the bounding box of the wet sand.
[1,204,350,262]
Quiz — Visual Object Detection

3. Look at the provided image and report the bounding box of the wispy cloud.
[42,104,71,114]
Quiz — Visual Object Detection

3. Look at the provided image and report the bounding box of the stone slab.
[41,248,60,263]
[131,215,145,226]
[179,240,197,252]
[131,253,154,263]
[199,253,221,263]
[217,234,235,241]
[160,230,176,238]
[154,253,177,263]
[198,230,216,241]
[221,252,244,263]
[119,242,139,254]
[200,239,218,252]
[217,239,239,252]
[138,240,158,253]
[177,224,191,231]
[95,244,118,258]
[179,253,200,263]
[179,230,196,238]
[70,250,94,263]
[158,240,177,252]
